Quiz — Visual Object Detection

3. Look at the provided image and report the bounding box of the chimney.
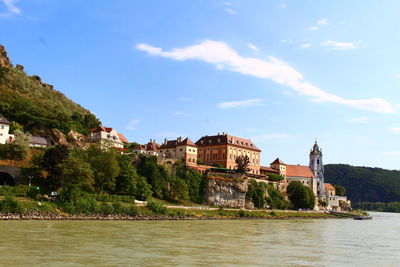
[177,136,182,143]
[164,138,167,144]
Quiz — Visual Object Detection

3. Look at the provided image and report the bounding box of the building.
[195,133,261,174]
[89,126,128,149]
[0,116,14,144]
[29,136,48,148]
[133,139,159,156]
[158,137,198,165]
[309,141,325,196]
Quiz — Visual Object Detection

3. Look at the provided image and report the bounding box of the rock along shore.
[0,212,337,221]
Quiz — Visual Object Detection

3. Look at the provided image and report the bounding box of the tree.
[170,178,189,201]
[40,144,69,190]
[86,145,120,192]
[235,155,250,173]
[287,181,316,210]
[9,121,23,134]
[10,129,30,160]
[334,185,346,196]
[175,162,206,203]
[246,180,267,208]
[268,173,284,182]
[266,184,289,209]
[61,156,94,191]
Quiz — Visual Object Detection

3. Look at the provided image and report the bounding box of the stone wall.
[206,172,248,208]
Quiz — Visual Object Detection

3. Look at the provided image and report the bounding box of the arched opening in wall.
[0,172,15,186]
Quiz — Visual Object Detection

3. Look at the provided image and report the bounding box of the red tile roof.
[117,133,128,143]
[195,133,260,152]
[286,165,314,178]
[260,166,279,173]
[270,158,287,166]
[177,137,197,147]
[134,141,160,151]
[324,183,335,191]
[159,137,197,149]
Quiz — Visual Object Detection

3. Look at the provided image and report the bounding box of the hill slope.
[0,45,100,136]
[325,164,400,203]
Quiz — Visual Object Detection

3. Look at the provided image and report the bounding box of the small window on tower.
[317,159,319,165]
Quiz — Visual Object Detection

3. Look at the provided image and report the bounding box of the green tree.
[40,144,69,190]
[235,155,251,173]
[334,185,346,196]
[268,173,284,182]
[246,180,267,208]
[9,121,24,134]
[11,129,30,160]
[170,178,189,201]
[266,184,289,209]
[175,162,206,203]
[86,145,120,192]
[287,181,316,210]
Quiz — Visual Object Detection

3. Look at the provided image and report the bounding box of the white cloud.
[126,119,140,130]
[384,151,400,156]
[225,8,236,15]
[389,127,400,133]
[393,74,400,78]
[278,3,287,8]
[223,1,233,6]
[299,43,312,48]
[346,117,370,124]
[322,40,359,51]
[252,133,292,142]
[247,43,259,52]
[317,18,329,25]
[136,40,395,113]
[309,26,318,31]
[218,98,263,109]
[0,0,21,17]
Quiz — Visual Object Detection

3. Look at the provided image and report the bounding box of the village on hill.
[1,112,351,211]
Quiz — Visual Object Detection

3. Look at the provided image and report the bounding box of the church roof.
[286,165,314,178]
[324,183,335,191]
[270,157,287,165]
[310,141,322,156]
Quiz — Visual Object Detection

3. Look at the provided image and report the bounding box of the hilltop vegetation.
[325,164,400,203]
[0,46,100,136]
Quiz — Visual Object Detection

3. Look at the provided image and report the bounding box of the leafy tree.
[9,121,23,134]
[170,178,189,201]
[235,155,250,173]
[266,184,289,209]
[334,185,346,196]
[287,181,316,210]
[175,162,206,203]
[10,129,30,160]
[86,145,120,192]
[246,180,267,208]
[40,144,69,190]
[61,156,94,192]
[268,173,284,182]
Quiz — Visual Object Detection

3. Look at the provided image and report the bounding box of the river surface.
[0,212,399,266]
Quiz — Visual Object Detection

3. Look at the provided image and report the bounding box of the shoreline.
[0,212,339,221]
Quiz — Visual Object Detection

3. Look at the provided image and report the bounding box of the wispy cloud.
[308,26,318,31]
[0,0,21,18]
[126,118,140,130]
[322,40,359,51]
[317,18,329,25]
[384,151,400,156]
[346,117,370,124]
[299,43,312,49]
[393,74,400,78]
[277,3,287,8]
[251,133,292,142]
[389,127,400,133]
[225,8,236,15]
[136,40,394,113]
[218,98,263,109]
[247,43,259,52]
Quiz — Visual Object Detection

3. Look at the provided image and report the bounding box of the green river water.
[0,212,398,266]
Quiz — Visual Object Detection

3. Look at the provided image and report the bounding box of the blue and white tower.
[309,141,324,197]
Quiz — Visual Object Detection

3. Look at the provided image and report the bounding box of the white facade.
[90,129,124,149]
[309,141,325,197]
[0,120,14,145]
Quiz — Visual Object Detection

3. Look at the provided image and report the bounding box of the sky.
[1,0,400,169]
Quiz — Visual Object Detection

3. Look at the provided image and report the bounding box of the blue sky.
[1,0,400,169]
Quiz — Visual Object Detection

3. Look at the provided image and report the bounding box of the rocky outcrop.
[49,128,68,146]
[67,130,89,149]
[0,45,11,67]
[206,172,248,208]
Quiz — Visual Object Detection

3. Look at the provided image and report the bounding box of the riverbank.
[0,210,340,220]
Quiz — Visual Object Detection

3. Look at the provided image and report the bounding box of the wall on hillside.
[206,173,248,208]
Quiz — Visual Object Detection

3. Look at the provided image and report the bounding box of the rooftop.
[286,165,314,178]
[195,133,260,152]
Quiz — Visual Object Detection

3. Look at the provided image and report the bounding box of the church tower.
[309,140,324,197]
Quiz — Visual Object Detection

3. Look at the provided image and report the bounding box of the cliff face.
[206,173,248,208]
[0,45,11,67]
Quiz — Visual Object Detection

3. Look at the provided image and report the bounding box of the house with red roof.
[89,125,128,149]
[158,137,198,165]
[133,139,160,157]
[195,132,261,174]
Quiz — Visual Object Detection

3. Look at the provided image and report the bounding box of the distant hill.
[325,164,400,203]
[0,45,100,137]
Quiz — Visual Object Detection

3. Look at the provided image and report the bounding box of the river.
[0,212,399,266]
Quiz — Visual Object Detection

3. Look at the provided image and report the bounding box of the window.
[317,159,319,164]
[180,149,183,151]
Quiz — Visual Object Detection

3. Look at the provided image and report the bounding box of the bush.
[0,185,30,197]
[27,187,40,198]
[98,203,114,215]
[0,196,23,213]
[147,199,167,215]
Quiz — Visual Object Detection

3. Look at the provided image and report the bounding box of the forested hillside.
[0,45,100,136]
[325,164,400,203]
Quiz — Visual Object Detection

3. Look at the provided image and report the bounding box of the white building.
[133,139,159,156]
[0,116,14,144]
[89,126,128,150]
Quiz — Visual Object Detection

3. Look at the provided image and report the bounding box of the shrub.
[112,202,122,214]
[0,196,23,213]
[147,199,167,215]
[98,203,114,215]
